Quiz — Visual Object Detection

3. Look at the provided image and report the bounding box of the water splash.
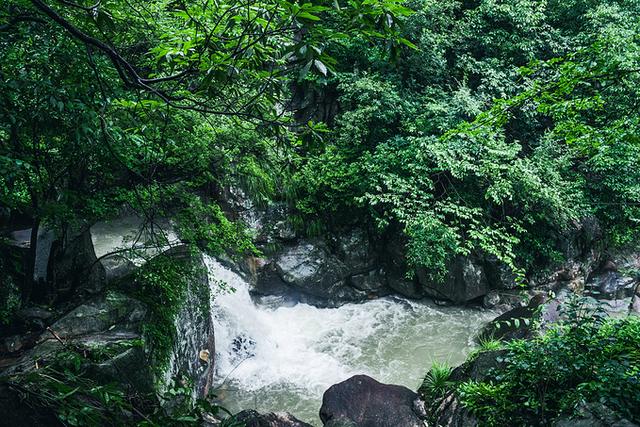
[205,255,496,424]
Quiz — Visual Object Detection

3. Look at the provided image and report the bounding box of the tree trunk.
[22,218,40,306]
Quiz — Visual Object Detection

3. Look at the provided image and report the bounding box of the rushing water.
[205,256,497,425]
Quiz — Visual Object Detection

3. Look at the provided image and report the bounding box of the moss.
[129,251,197,377]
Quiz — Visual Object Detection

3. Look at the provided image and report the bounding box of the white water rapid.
[205,255,497,425]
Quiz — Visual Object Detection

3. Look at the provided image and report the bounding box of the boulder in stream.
[256,239,367,304]
[319,375,427,427]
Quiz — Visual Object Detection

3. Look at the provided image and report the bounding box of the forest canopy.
[2,0,640,300]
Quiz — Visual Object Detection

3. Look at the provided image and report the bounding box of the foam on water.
[206,255,497,425]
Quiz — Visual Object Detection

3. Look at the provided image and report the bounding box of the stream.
[206,256,498,425]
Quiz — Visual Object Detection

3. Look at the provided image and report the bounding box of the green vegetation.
[130,253,197,376]
[294,0,640,281]
[457,299,640,425]
[2,0,640,424]
[419,360,453,402]
[6,348,242,426]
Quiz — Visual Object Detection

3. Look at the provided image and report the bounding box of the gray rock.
[448,350,508,383]
[587,271,637,300]
[428,351,507,427]
[631,283,640,314]
[484,256,518,289]
[418,256,489,304]
[51,292,146,338]
[482,290,501,309]
[431,391,478,427]
[553,402,639,427]
[274,220,297,241]
[235,410,313,427]
[476,295,547,342]
[16,307,53,321]
[320,375,426,427]
[333,228,375,273]
[350,269,386,293]
[269,240,363,302]
[160,246,215,398]
[100,254,138,284]
[386,273,423,299]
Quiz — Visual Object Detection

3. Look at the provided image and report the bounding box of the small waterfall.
[205,255,497,424]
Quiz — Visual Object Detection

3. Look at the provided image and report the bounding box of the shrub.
[458,298,640,425]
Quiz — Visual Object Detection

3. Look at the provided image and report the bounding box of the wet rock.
[386,273,423,299]
[274,220,297,241]
[418,256,489,304]
[476,295,546,342]
[92,345,153,393]
[51,292,146,338]
[16,307,53,321]
[587,271,637,300]
[482,290,501,309]
[234,410,313,427]
[430,391,478,427]
[449,350,508,383]
[333,228,375,273]
[320,375,427,427]
[428,351,507,427]
[100,255,137,284]
[163,246,215,398]
[484,256,518,289]
[381,233,423,299]
[232,334,257,359]
[262,240,364,303]
[1,335,25,353]
[349,269,386,293]
[15,307,54,330]
[631,283,640,315]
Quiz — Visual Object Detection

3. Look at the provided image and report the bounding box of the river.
[205,256,497,425]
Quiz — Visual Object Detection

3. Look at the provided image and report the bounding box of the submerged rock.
[320,375,427,427]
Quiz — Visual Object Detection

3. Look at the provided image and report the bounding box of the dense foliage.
[457,299,640,425]
[0,0,410,306]
[294,0,640,281]
[2,0,640,424]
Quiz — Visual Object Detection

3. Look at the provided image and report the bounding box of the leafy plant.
[419,361,454,401]
[457,298,640,425]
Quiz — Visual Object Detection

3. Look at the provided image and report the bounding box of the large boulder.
[50,292,146,337]
[319,375,427,427]
[162,246,216,397]
[332,228,376,273]
[49,227,106,296]
[418,256,489,304]
[256,240,366,304]
[586,252,640,300]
